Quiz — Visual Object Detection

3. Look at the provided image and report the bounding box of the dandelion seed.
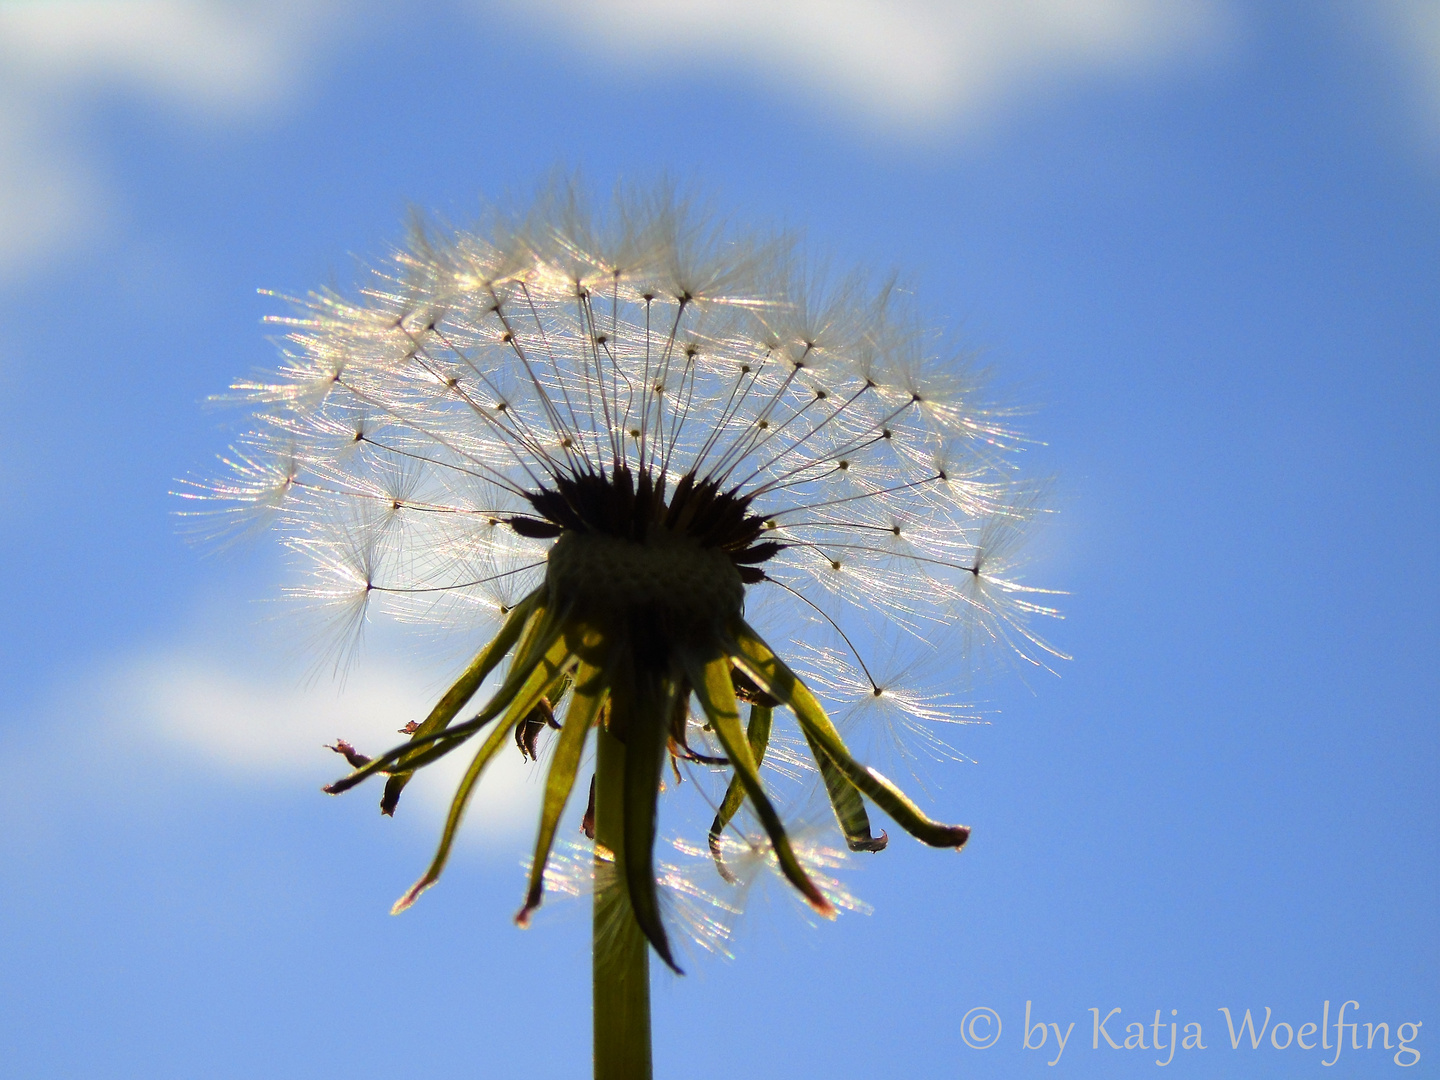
[190,177,1061,1080]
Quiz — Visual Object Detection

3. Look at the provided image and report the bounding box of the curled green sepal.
[516,658,607,927]
[799,724,889,854]
[392,631,577,914]
[380,590,544,815]
[323,600,562,797]
[684,651,835,918]
[611,664,684,973]
[707,702,772,882]
[729,618,970,851]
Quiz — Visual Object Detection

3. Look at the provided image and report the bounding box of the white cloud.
[6,1,1435,286]
[14,612,556,854]
[0,102,104,274]
[108,643,551,839]
[0,0,1232,282]
[513,0,1228,129]
[1375,0,1440,150]
[0,0,315,110]
[0,0,340,279]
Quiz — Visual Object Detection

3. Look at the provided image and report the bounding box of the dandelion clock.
[188,179,1063,1080]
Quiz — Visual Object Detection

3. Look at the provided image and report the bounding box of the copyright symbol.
[961,1006,1002,1049]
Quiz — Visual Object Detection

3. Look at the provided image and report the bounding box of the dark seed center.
[508,466,783,582]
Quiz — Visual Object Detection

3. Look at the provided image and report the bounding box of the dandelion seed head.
[190,176,1062,963]
[214,195,1043,649]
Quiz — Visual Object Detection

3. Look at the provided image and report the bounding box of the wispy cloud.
[0,0,340,279]
[517,0,1228,129]
[5,2,1433,286]
[1375,0,1440,151]
[20,622,552,849]
[0,0,317,109]
[0,0,1231,283]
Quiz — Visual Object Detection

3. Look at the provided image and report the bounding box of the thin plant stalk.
[593,724,652,1080]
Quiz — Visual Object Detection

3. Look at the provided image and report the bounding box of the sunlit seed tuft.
[185,176,1063,954]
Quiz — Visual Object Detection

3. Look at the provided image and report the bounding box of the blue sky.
[1,2,1436,1077]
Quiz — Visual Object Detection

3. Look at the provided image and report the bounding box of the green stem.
[593,725,652,1080]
